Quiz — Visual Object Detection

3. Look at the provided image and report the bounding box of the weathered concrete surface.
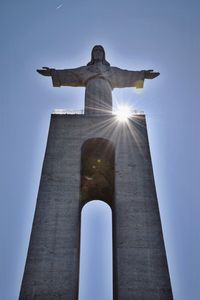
[20,114,173,299]
[114,116,173,300]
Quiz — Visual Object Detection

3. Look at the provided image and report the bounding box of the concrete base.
[20,114,173,299]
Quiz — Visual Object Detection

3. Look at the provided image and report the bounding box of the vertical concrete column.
[114,116,173,300]
[20,116,82,300]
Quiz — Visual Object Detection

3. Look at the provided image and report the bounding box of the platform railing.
[52,109,144,115]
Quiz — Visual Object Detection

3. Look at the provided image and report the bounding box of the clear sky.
[1,0,200,299]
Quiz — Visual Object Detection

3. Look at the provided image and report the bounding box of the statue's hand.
[37,67,55,76]
[144,70,160,79]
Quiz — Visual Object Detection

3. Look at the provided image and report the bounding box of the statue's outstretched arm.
[37,66,86,87]
[110,67,159,89]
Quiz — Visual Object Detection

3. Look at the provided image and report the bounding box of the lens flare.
[115,105,132,122]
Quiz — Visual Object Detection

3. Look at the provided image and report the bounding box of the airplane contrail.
[56,4,63,9]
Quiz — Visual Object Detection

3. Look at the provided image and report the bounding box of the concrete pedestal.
[20,114,173,299]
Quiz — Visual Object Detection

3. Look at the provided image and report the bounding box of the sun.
[114,105,132,122]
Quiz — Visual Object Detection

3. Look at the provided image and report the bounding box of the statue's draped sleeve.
[110,67,145,89]
[51,67,86,87]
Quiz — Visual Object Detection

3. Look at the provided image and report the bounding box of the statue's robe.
[51,63,145,115]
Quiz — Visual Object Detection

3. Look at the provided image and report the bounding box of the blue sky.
[1,0,200,299]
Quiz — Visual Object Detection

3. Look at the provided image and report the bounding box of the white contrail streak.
[56,4,63,9]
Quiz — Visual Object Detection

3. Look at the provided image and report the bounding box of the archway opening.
[78,200,113,300]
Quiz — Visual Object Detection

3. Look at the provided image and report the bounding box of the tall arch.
[79,200,113,300]
[79,138,115,299]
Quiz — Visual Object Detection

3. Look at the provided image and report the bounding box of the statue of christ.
[37,45,159,115]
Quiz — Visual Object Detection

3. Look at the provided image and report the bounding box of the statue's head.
[87,45,110,66]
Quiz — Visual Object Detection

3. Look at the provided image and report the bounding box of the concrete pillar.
[114,116,173,299]
[20,114,173,299]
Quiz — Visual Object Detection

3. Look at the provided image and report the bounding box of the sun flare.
[115,105,132,122]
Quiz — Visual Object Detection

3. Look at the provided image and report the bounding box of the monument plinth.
[19,46,173,299]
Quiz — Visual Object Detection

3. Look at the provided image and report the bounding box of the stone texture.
[20,114,173,299]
